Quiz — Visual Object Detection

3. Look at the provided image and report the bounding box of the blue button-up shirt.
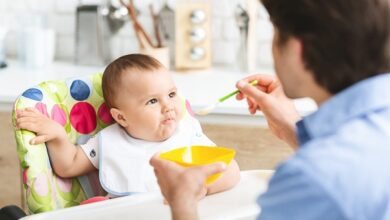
[258,73,390,220]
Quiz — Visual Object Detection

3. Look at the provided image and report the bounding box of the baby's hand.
[16,107,67,145]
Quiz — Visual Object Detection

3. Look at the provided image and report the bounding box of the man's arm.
[170,200,199,220]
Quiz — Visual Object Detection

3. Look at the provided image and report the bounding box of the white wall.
[0,0,274,69]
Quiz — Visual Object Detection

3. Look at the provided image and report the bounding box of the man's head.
[262,0,390,98]
[102,54,183,141]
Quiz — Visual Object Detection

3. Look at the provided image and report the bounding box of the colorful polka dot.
[70,102,96,134]
[56,177,72,193]
[33,173,49,196]
[51,104,67,126]
[70,80,90,101]
[35,102,49,117]
[98,103,114,124]
[22,88,43,101]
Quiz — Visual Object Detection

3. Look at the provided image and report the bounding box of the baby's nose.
[162,102,174,113]
[164,106,173,113]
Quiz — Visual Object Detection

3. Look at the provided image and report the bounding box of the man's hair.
[262,0,390,94]
[102,54,164,109]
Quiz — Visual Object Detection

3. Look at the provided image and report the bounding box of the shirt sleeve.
[79,135,99,169]
[257,160,346,220]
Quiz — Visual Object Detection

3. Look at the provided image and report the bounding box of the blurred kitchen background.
[0,0,274,70]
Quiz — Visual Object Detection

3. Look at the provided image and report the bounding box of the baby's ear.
[110,108,128,127]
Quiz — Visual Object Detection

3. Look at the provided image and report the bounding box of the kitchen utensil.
[175,2,211,69]
[75,4,112,65]
[100,2,128,34]
[235,4,249,72]
[149,4,163,48]
[121,0,155,49]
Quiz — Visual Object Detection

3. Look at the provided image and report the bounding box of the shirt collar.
[297,73,390,145]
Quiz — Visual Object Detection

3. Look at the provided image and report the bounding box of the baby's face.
[116,68,183,141]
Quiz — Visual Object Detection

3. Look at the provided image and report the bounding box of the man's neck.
[309,85,332,106]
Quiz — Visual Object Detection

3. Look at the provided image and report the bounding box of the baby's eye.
[146,98,158,105]
[169,91,176,98]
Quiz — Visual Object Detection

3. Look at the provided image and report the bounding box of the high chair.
[12,73,111,213]
[11,73,196,214]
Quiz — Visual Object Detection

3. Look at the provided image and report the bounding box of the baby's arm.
[206,159,240,195]
[188,118,241,195]
[16,107,95,178]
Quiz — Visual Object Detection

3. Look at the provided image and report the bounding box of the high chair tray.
[21,170,273,220]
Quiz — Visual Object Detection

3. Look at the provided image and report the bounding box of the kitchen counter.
[0,60,317,125]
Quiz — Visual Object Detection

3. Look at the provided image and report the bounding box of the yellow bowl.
[159,146,236,184]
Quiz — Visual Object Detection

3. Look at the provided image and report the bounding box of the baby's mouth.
[162,117,175,124]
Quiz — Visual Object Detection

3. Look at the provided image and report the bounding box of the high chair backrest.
[12,73,114,214]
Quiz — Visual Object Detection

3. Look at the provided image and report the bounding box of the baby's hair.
[102,54,164,109]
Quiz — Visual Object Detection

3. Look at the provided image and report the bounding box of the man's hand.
[150,154,226,220]
[16,107,67,145]
[236,74,301,149]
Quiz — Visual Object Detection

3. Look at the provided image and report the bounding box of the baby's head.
[102,54,183,141]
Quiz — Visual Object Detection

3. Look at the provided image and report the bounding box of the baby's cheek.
[174,101,184,117]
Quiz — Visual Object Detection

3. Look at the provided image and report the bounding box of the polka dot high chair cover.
[12,72,195,214]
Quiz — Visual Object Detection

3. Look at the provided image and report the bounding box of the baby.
[16,54,240,198]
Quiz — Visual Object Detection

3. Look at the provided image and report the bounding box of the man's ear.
[110,108,128,127]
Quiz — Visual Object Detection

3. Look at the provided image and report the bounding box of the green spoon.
[195,80,258,115]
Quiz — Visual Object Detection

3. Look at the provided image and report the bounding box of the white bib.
[98,116,214,196]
